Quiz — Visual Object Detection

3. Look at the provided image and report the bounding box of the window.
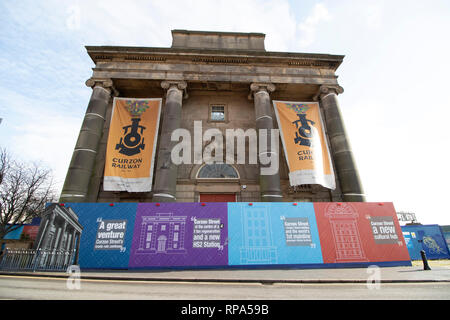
[161,225,166,231]
[197,163,239,179]
[210,105,225,122]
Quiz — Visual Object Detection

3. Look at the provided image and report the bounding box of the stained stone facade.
[60,30,364,204]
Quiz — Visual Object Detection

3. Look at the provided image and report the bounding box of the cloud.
[27,0,297,51]
[0,86,82,193]
[0,0,298,195]
[297,3,331,48]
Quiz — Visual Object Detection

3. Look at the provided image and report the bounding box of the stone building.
[34,204,83,262]
[137,213,187,254]
[59,30,364,204]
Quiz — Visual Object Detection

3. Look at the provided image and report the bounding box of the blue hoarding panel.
[30,217,42,226]
[440,226,450,249]
[228,202,323,266]
[401,225,450,260]
[66,203,137,269]
[3,226,24,240]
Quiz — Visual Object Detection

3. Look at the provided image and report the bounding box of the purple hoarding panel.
[129,203,228,268]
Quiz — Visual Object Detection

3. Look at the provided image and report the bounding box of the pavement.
[1,260,450,284]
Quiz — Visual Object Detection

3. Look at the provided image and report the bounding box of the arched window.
[197,164,239,179]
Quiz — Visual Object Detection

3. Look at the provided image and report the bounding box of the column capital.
[85,78,118,96]
[249,83,276,100]
[161,80,187,90]
[48,211,56,223]
[313,85,344,101]
[161,80,188,99]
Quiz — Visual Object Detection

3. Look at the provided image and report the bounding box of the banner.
[103,98,162,192]
[272,101,335,189]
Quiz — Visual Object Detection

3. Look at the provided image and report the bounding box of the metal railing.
[0,248,76,272]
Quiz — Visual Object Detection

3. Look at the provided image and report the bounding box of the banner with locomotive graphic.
[103,98,162,192]
[272,101,335,189]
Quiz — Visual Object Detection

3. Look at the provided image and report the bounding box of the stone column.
[316,85,365,202]
[69,228,76,252]
[50,221,61,251]
[152,81,187,202]
[250,83,283,202]
[59,79,117,203]
[74,232,81,265]
[34,212,55,250]
[55,221,67,251]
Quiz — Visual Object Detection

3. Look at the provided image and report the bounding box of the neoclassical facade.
[59,30,364,204]
[34,204,83,262]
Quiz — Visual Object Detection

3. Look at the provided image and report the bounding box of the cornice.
[171,29,266,37]
[85,46,344,70]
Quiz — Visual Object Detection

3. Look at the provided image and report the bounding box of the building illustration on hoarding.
[34,204,83,262]
[324,203,367,262]
[137,213,187,254]
[239,205,277,264]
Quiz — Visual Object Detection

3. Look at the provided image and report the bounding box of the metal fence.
[0,248,76,272]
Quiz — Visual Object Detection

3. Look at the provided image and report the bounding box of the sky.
[0,0,449,225]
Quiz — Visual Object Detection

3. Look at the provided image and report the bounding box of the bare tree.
[0,148,56,240]
[0,147,8,185]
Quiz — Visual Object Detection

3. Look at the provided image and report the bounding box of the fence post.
[32,249,40,272]
[0,248,7,269]
[420,250,431,270]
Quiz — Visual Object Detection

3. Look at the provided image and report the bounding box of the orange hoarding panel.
[272,101,335,189]
[103,98,161,192]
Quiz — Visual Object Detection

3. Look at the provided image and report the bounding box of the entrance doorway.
[157,235,167,252]
[200,194,236,202]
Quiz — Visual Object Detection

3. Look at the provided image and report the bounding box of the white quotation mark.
[366,265,381,290]
[66,265,81,290]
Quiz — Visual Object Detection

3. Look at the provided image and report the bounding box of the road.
[0,275,449,300]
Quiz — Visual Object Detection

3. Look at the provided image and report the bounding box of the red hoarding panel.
[22,225,40,241]
[314,202,410,264]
